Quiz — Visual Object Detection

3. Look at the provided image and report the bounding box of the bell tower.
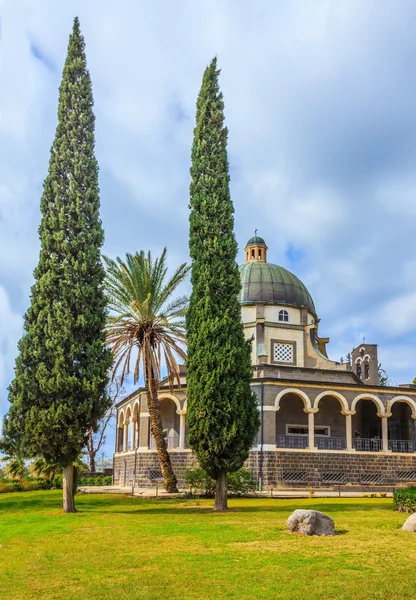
[352,343,379,385]
[245,231,268,263]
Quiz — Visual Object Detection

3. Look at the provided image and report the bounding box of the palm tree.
[31,456,89,484]
[1,455,27,482]
[104,249,189,493]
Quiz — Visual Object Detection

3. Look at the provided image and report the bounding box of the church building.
[113,236,416,489]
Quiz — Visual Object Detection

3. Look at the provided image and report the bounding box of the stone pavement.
[77,485,394,498]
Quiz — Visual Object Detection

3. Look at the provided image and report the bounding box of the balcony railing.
[149,433,180,450]
[389,440,415,453]
[315,437,346,450]
[277,435,309,449]
[353,438,382,452]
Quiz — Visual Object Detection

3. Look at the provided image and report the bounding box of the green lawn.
[0,492,415,599]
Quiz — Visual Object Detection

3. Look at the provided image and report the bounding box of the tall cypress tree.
[186,58,260,511]
[2,18,112,512]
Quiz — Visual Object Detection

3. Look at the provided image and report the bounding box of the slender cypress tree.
[186,58,260,511]
[3,18,112,512]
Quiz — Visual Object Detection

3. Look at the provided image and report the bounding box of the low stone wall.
[114,449,416,488]
[113,451,197,487]
[246,450,416,488]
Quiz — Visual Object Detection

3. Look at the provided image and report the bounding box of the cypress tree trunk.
[63,464,76,513]
[145,377,178,493]
[214,470,228,511]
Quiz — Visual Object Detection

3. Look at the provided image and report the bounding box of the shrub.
[185,467,216,497]
[185,467,257,497]
[0,482,18,494]
[52,474,63,489]
[227,469,257,495]
[77,474,112,487]
[393,486,416,513]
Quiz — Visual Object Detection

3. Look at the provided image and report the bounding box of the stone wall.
[114,451,197,487]
[246,450,416,487]
[114,449,416,489]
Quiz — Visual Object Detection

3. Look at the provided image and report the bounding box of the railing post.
[341,410,356,451]
[304,408,318,450]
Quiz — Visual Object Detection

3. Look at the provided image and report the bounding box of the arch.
[355,357,362,364]
[132,401,140,417]
[118,410,125,427]
[275,388,312,411]
[158,393,181,413]
[351,393,385,414]
[387,396,416,418]
[313,391,349,412]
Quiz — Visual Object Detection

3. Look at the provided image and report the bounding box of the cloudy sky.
[1,0,416,456]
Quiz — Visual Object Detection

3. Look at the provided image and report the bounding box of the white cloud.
[377,292,416,337]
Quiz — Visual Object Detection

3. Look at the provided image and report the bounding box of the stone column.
[341,410,356,451]
[131,416,138,450]
[123,419,129,452]
[138,413,150,450]
[178,410,186,449]
[304,408,318,450]
[379,413,391,452]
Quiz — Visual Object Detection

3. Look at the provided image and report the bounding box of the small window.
[278,309,289,322]
[357,363,362,379]
[364,362,370,380]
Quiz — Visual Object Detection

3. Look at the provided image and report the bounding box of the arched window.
[278,309,289,322]
[357,363,362,380]
[364,361,370,380]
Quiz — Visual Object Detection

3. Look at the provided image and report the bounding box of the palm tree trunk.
[145,377,178,493]
[214,470,228,511]
[63,464,77,513]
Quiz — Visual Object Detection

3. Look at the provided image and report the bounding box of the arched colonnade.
[117,394,187,452]
[274,388,416,453]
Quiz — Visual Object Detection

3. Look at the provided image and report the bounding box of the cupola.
[245,231,268,263]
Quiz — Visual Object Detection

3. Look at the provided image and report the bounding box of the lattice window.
[273,342,294,363]
[397,470,416,482]
[360,473,383,485]
[148,468,163,480]
[282,471,307,484]
[322,472,347,485]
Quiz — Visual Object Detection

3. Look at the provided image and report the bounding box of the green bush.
[185,467,216,496]
[77,475,112,487]
[185,467,257,497]
[393,486,416,513]
[52,474,63,489]
[0,482,18,494]
[227,469,257,495]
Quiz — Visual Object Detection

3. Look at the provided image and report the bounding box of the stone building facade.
[113,236,416,489]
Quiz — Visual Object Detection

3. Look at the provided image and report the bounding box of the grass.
[0,492,415,599]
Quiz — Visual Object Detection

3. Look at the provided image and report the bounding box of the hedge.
[393,486,416,513]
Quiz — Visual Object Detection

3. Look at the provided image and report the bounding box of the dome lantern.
[245,231,268,263]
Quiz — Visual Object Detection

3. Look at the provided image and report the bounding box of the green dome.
[246,235,266,246]
[239,261,315,312]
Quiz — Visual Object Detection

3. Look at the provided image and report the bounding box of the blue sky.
[1,0,416,457]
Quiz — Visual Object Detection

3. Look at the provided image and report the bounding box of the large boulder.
[287,509,335,536]
[402,513,416,532]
